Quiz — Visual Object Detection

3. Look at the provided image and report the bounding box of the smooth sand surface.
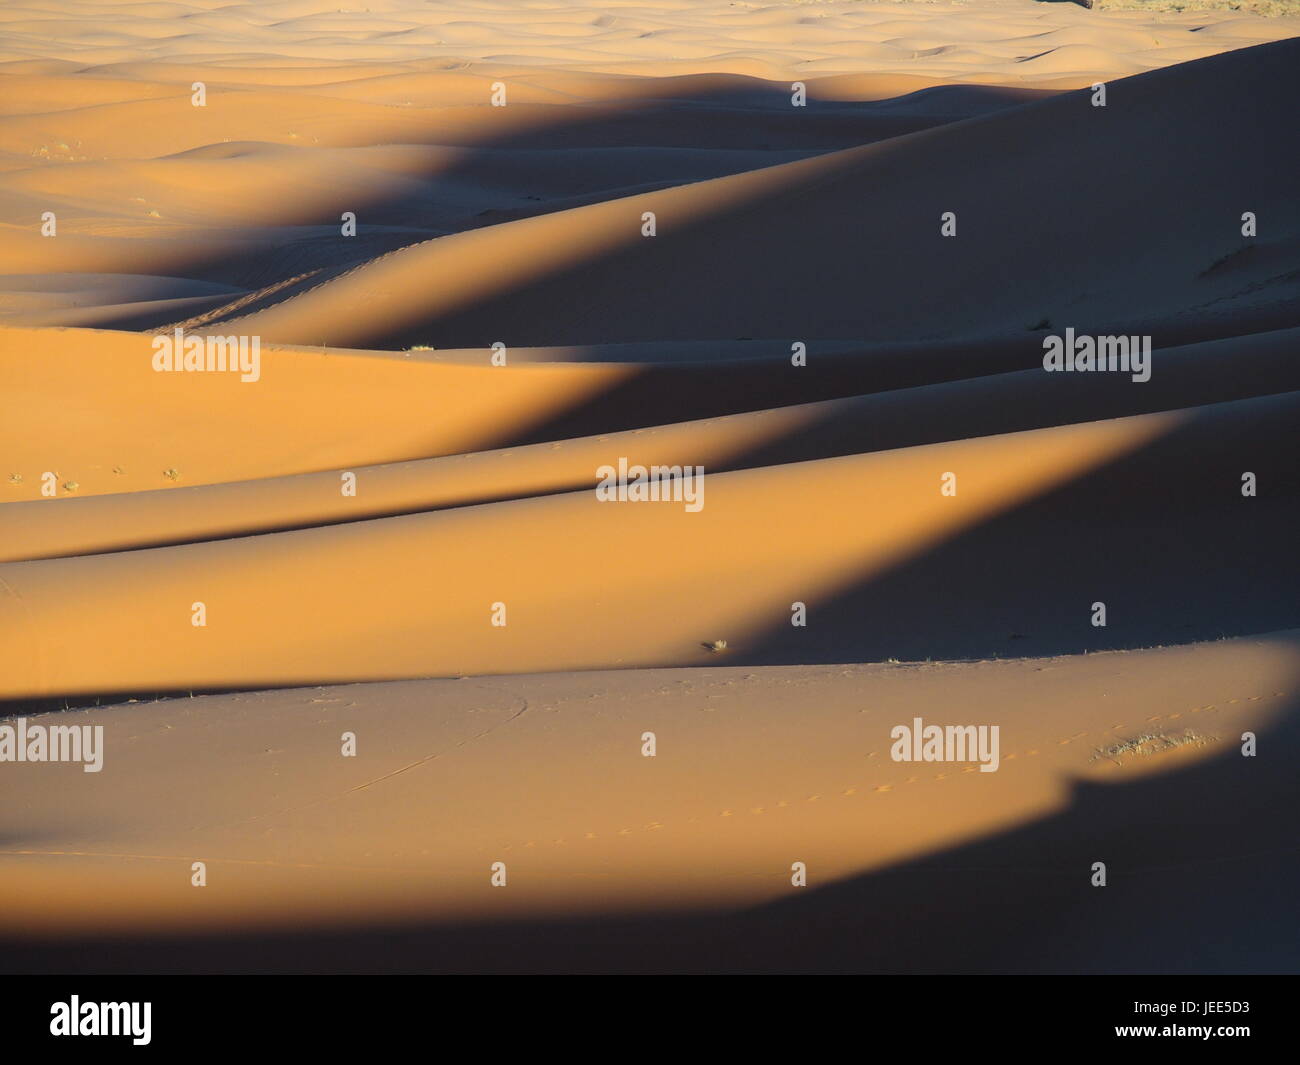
[1,1,1298,972]
[2,633,1298,971]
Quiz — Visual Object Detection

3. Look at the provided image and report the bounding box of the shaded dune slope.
[204,39,1300,349]
[2,388,1297,699]
[3,39,1299,707]
[2,633,1297,972]
[2,323,1298,562]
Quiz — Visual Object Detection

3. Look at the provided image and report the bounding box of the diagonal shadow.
[24,77,1037,327]
[2,674,1295,974]
[1,388,1294,723]
[732,388,1300,665]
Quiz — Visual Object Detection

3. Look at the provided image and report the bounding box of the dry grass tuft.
[1093,728,1215,765]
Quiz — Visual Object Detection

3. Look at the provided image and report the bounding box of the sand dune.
[187,37,1300,350]
[2,0,1298,974]
[4,386,1297,697]
[6,0,1293,80]
[2,632,1296,970]
[4,324,1299,563]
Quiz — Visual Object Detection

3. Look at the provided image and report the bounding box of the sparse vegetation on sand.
[1093,729,1215,765]
[1096,0,1300,15]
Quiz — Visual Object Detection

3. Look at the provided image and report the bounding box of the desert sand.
[1,0,1298,973]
